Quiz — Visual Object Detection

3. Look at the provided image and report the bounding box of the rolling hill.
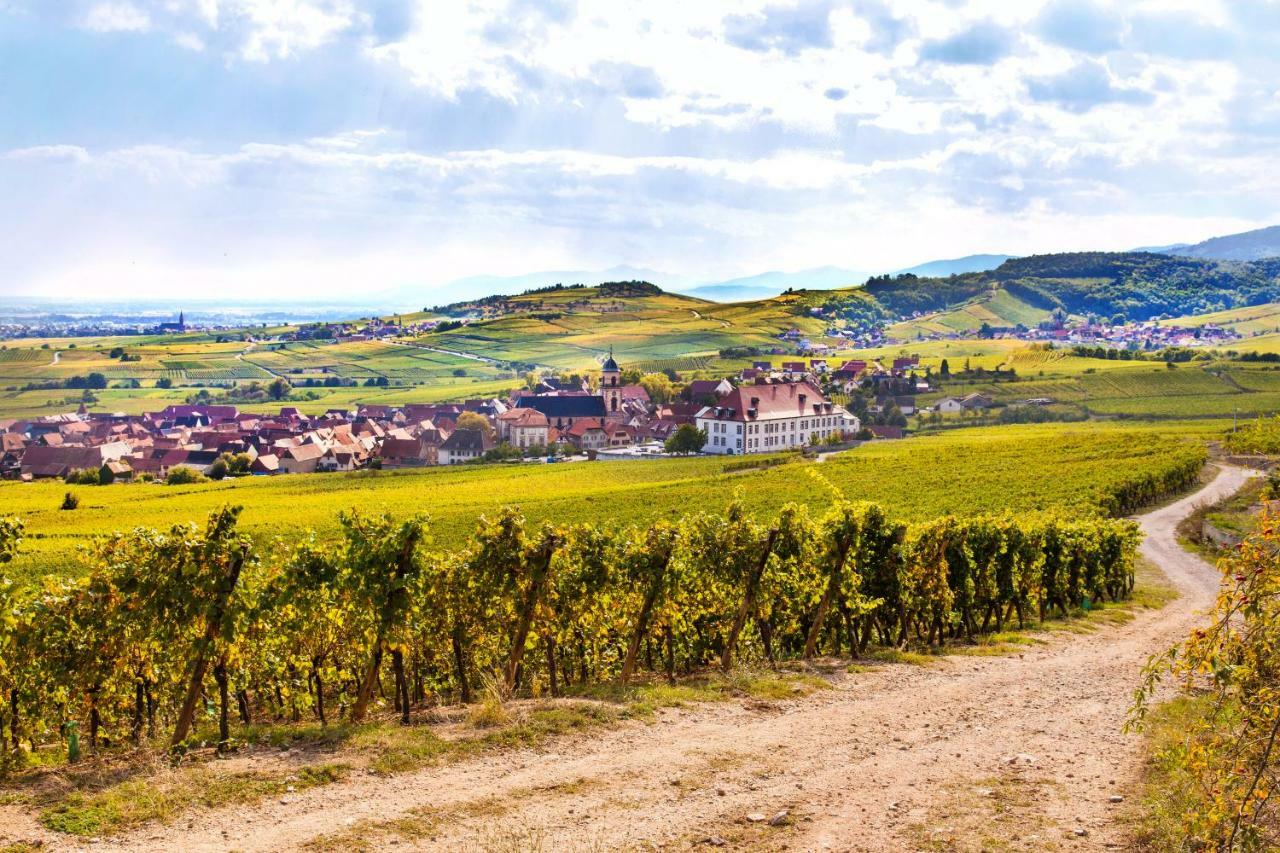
[409,252,1280,370]
[1159,224,1280,262]
[678,255,1013,302]
[4,250,1280,420]
[885,252,1280,337]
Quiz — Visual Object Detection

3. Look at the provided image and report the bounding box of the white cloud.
[173,30,205,50]
[6,0,1280,298]
[230,0,357,61]
[82,1,151,32]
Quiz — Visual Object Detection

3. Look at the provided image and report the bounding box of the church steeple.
[602,347,622,413]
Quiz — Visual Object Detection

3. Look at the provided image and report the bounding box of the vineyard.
[630,355,715,374]
[0,488,1145,775]
[0,425,1208,580]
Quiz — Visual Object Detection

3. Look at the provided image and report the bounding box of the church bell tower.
[602,347,621,414]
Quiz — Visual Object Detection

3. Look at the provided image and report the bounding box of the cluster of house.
[896,317,1242,349]
[778,326,887,355]
[0,354,862,481]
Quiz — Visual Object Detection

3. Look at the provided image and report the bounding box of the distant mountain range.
[677,266,870,302]
[1147,224,1280,262]
[385,224,1280,310]
[895,254,1015,278]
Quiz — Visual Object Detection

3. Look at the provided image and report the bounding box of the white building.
[695,380,858,455]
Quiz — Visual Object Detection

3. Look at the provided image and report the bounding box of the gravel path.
[24,466,1256,852]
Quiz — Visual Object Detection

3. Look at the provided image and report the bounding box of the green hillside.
[4,252,1280,419]
[416,284,829,371]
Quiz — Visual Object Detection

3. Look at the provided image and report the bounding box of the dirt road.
[80,466,1255,851]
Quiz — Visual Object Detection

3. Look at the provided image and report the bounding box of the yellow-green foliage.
[1223,415,1280,455]
[0,425,1205,580]
[2,492,1144,782]
[1133,505,1280,850]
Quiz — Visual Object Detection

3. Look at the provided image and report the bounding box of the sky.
[1,0,1279,302]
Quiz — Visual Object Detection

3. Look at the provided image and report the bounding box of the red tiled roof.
[697,381,836,423]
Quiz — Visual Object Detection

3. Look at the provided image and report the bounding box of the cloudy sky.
[2,0,1278,301]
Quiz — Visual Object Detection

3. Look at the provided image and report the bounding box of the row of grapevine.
[0,498,1138,758]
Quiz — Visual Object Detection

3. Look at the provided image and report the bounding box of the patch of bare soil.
[8,467,1255,853]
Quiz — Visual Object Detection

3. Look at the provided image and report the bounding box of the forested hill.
[865,252,1280,322]
[429,280,672,316]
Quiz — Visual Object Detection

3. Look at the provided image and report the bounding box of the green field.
[888,286,1055,338]
[1175,303,1280,336]
[918,355,1280,419]
[0,335,523,418]
[1,423,1206,581]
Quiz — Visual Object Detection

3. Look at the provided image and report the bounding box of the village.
[0,351,892,482]
[873,316,1243,351]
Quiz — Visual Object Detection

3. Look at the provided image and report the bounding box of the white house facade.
[695,380,858,455]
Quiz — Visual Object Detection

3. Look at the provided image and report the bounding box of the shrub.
[64,468,101,486]
[165,466,204,485]
[1133,505,1280,849]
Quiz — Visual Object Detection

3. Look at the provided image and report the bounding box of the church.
[514,350,640,430]
[156,311,186,333]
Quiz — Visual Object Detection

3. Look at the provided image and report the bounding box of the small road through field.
[52,466,1257,852]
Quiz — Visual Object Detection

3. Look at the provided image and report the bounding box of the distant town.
[2,351,926,482]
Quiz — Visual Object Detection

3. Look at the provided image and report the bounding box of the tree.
[664,424,707,455]
[155,377,173,389]
[64,468,99,486]
[939,359,950,377]
[881,404,907,428]
[456,411,494,439]
[639,373,674,404]
[267,377,293,401]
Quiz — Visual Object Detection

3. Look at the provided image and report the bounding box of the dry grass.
[906,773,1063,852]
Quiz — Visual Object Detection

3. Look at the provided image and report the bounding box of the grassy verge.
[1177,472,1266,558]
[1128,695,1216,851]
[36,762,349,837]
[19,669,828,839]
